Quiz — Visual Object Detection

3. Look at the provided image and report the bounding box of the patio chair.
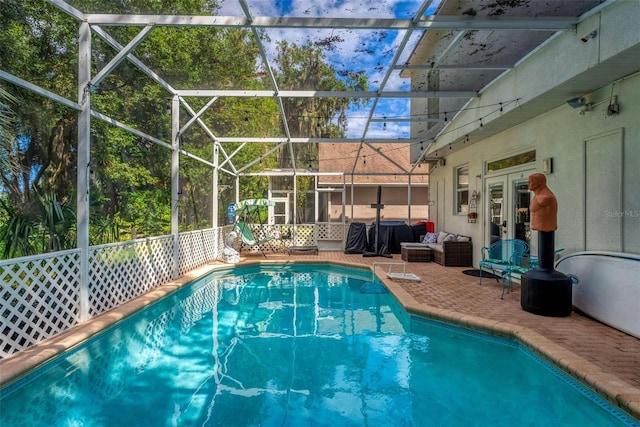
[234,221,274,257]
[478,239,529,288]
[499,251,533,299]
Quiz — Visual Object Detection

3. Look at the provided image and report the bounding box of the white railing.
[0,228,226,359]
[88,236,174,317]
[0,249,83,358]
[237,224,330,253]
[0,224,339,359]
[177,228,223,275]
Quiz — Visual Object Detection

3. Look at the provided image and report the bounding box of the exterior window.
[456,165,469,214]
[487,150,536,172]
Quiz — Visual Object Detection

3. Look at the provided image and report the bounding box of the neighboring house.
[265,144,430,251]
[407,0,640,266]
[318,142,429,224]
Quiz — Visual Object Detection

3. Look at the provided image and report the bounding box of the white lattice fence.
[294,225,316,246]
[0,226,230,359]
[316,223,345,241]
[177,228,221,275]
[0,249,82,358]
[88,236,174,316]
[235,224,275,254]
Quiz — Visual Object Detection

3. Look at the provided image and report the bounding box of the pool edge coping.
[1,259,639,420]
[376,268,640,421]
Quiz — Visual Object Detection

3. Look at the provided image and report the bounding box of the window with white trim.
[456,165,469,214]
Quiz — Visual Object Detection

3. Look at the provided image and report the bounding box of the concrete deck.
[1,251,639,420]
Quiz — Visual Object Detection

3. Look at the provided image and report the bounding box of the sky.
[217,0,442,139]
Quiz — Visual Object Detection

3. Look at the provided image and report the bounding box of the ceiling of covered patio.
[39,0,612,178]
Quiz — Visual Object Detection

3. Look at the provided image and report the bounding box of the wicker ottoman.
[401,243,432,262]
[288,246,318,255]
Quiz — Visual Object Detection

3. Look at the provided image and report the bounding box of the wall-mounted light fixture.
[580,30,597,43]
[542,157,553,175]
[607,95,620,116]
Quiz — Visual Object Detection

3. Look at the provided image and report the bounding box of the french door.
[485,170,533,248]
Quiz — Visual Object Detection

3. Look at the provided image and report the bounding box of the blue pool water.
[1,263,637,426]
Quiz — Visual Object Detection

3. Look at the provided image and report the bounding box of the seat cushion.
[427,243,443,252]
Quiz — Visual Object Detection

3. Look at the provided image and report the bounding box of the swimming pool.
[1,263,637,426]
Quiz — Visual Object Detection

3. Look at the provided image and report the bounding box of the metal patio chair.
[478,239,529,293]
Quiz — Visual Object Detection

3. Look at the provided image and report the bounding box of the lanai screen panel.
[27,0,602,177]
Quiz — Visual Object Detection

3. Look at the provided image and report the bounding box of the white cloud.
[217,0,430,139]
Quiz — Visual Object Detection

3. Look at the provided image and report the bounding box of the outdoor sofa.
[420,231,473,267]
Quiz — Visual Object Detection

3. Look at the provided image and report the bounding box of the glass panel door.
[486,177,505,244]
[513,180,531,246]
[485,171,534,247]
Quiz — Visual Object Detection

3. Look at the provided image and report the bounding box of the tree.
[273,39,368,222]
[0,1,79,256]
[0,0,277,250]
[0,1,79,208]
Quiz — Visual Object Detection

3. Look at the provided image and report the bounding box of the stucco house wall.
[415,0,640,266]
[428,71,640,266]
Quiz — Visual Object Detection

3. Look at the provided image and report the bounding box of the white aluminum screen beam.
[241,171,344,177]
[48,0,84,20]
[395,65,511,71]
[370,117,443,123]
[212,142,219,228]
[90,25,155,88]
[0,71,213,168]
[178,99,235,169]
[216,137,423,144]
[179,96,219,135]
[90,111,214,167]
[90,26,227,169]
[432,30,469,69]
[89,111,171,150]
[345,172,429,176]
[408,174,412,224]
[238,170,429,177]
[175,90,477,98]
[357,0,434,163]
[91,24,226,168]
[219,166,235,177]
[91,26,176,95]
[219,142,246,173]
[78,14,577,31]
[239,0,295,169]
[0,70,81,111]
[236,141,289,174]
[171,95,180,276]
[77,21,91,322]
